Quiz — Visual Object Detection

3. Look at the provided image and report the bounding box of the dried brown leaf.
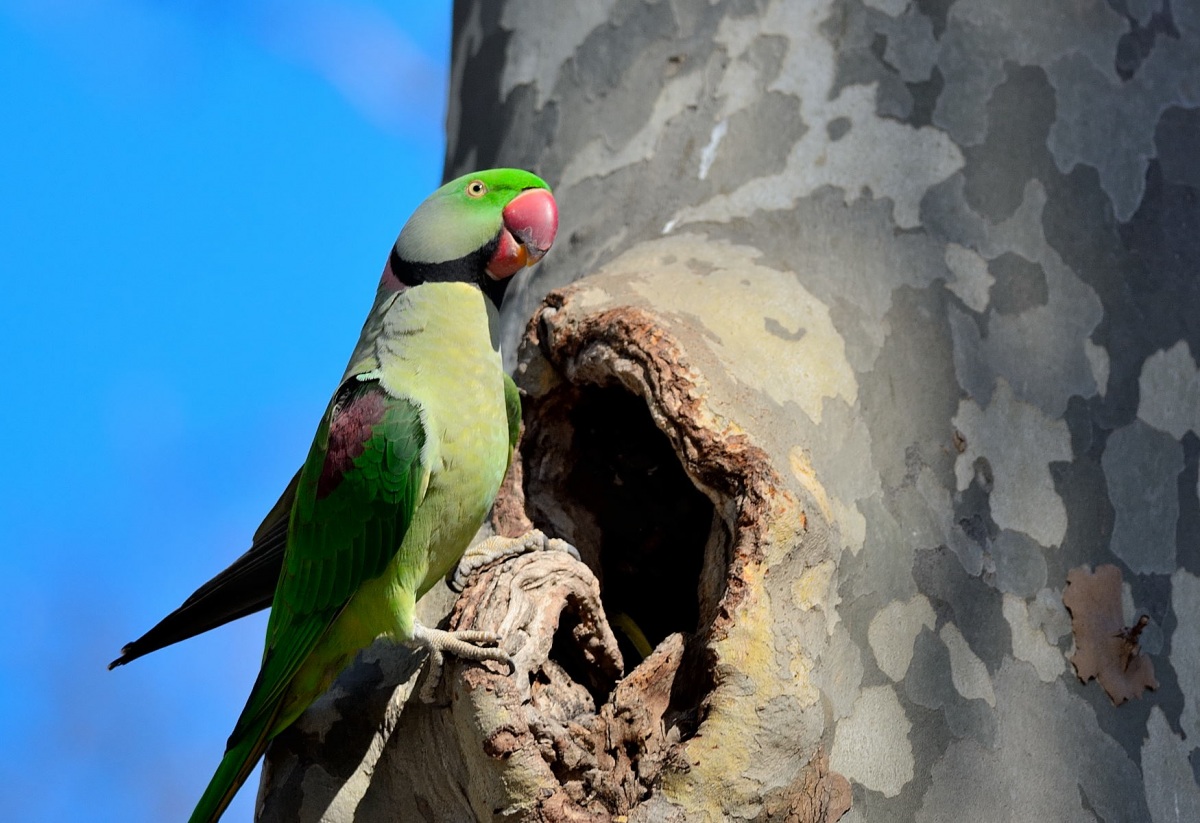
[1062,564,1158,705]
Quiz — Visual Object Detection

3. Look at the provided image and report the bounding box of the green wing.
[239,375,424,737]
[204,373,500,762]
[189,374,427,823]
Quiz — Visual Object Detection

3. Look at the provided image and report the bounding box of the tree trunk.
[260,1,1200,820]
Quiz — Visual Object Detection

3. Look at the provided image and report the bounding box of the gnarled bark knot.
[441,550,689,821]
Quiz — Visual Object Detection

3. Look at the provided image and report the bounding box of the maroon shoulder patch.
[317,382,387,499]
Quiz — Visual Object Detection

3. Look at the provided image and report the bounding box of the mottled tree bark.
[261,1,1200,820]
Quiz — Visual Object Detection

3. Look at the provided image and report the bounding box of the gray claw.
[410,622,512,702]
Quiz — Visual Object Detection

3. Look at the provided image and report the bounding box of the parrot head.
[387,168,558,306]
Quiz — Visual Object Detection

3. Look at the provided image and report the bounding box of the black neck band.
[388,240,510,308]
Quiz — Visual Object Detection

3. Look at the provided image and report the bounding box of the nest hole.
[522,381,730,732]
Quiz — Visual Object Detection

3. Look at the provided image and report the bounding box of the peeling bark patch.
[825,116,851,141]
[829,685,913,797]
[946,179,1104,419]
[1102,419,1182,574]
[1001,593,1065,683]
[1111,154,1200,378]
[952,380,1071,547]
[990,529,1048,597]
[1048,45,1196,223]
[671,0,963,231]
[706,92,805,186]
[1172,569,1200,744]
[915,0,954,39]
[905,66,944,129]
[1155,105,1200,190]
[698,119,727,180]
[934,0,1134,198]
[1040,157,1193,430]
[499,0,617,107]
[559,69,703,189]
[813,624,865,721]
[1063,564,1158,705]
[1138,341,1200,440]
[987,251,1049,315]
[916,660,1149,822]
[939,623,996,706]
[1142,707,1200,823]
[913,546,1011,672]
[961,64,1057,222]
[1084,339,1111,397]
[943,242,993,312]
[1186,432,1200,577]
[868,596,935,681]
[900,629,997,750]
[1115,5,1181,82]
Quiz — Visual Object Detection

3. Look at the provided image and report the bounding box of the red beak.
[486,188,558,279]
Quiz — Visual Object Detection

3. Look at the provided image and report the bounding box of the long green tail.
[187,715,273,823]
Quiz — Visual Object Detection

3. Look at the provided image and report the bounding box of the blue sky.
[0,2,451,819]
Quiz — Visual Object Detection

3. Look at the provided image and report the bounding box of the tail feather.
[108,473,299,669]
[108,519,288,669]
[187,716,274,823]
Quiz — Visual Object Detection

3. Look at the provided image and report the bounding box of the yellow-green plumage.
[368,283,509,601]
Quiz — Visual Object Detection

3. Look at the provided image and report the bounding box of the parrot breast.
[357,280,511,615]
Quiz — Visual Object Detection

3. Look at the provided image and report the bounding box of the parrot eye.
[466,179,488,198]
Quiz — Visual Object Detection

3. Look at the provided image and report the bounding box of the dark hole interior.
[561,386,714,663]
[521,378,727,760]
[523,383,720,681]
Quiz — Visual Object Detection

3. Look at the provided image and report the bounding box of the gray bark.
[261,1,1200,820]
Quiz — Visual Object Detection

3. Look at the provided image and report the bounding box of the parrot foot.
[449,528,581,592]
[410,622,512,702]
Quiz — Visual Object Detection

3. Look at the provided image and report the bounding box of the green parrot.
[107,180,532,670]
[140,169,558,823]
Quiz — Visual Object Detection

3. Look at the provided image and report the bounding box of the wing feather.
[228,375,425,742]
